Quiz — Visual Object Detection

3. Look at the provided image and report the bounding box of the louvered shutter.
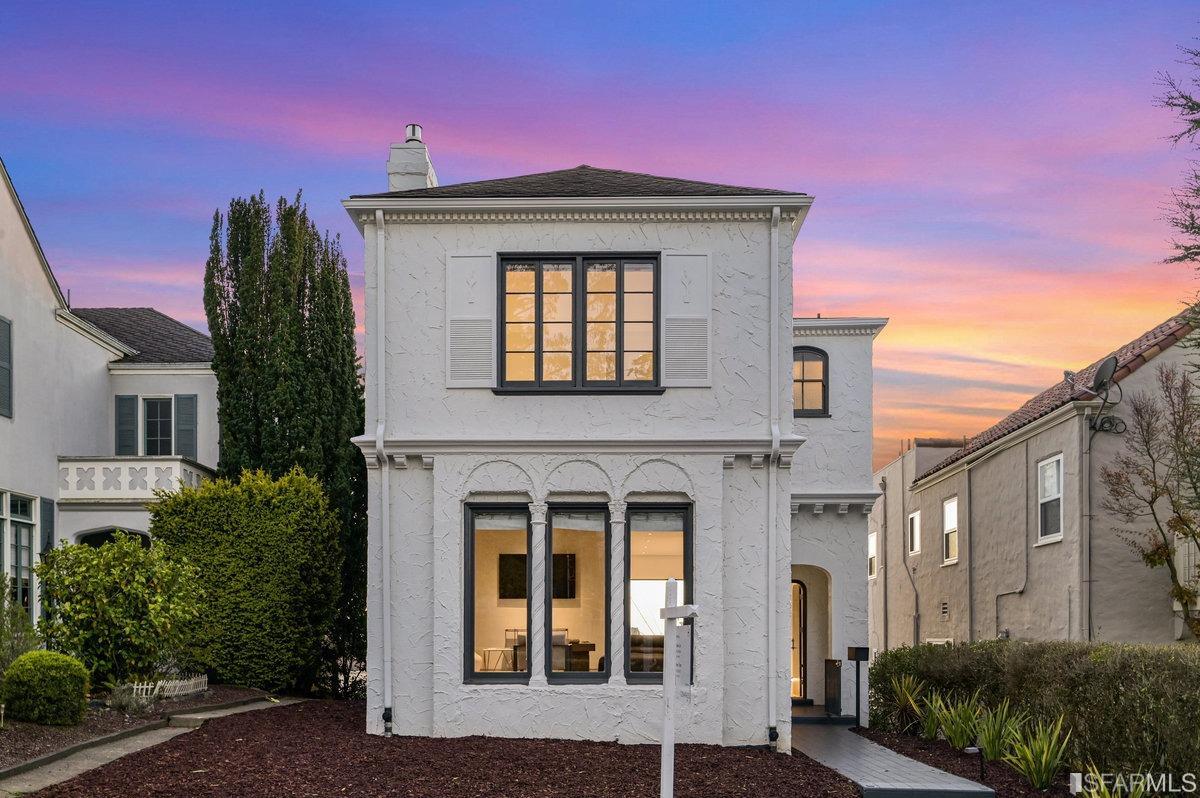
[660,252,712,387]
[174,394,198,459]
[40,498,54,555]
[445,252,496,387]
[115,395,138,455]
[0,317,11,418]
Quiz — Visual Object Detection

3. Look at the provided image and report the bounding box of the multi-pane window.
[143,398,173,455]
[626,506,690,680]
[942,497,959,564]
[7,495,33,614]
[907,511,921,555]
[548,508,608,678]
[867,531,878,578]
[792,347,828,416]
[500,256,657,389]
[1038,455,1063,541]
[466,507,531,680]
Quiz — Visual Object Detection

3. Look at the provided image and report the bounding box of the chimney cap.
[405,123,423,143]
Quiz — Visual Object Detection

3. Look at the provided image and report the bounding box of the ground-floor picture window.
[547,507,609,679]
[7,494,34,615]
[626,505,691,680]
[465,506,532,681]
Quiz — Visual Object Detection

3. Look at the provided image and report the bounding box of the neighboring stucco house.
[345,127,884,750]
[0,156,218,619]
[868,312,1197,652]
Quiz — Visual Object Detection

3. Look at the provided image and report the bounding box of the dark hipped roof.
[72,308,213,365]
[916,311,1195,482]
[352,164,807,200]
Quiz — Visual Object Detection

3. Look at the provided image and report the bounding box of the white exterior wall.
[787,321,882,721]
[359,207,804,748]
[108,369,220,469]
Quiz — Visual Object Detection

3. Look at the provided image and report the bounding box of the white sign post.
[659,577,698,798]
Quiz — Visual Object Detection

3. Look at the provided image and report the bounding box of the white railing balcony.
[57,456,214,504]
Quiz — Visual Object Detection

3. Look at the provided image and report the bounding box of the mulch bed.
[35,700,860,797]
[856,728,1071,798]
[0,685,266,771]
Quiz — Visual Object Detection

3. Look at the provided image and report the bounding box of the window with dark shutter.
[174,394,198,460]
[115,396,138,455]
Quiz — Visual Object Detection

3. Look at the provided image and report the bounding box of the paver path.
[0,699,302,797]
[792,725,994,798]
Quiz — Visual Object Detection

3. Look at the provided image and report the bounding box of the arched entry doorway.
[791,580,808,702]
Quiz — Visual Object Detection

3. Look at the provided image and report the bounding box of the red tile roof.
[915,311,1195,482]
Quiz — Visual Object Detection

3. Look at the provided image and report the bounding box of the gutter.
[765,206,781,748]
[373,209,394,736]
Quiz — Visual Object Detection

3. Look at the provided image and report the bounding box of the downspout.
[1083,410,1097,641]
[374,209,393,736]
[879,477,889,650]
[902,454,920,644]
[965,466,974,641]
[766,206,781,747]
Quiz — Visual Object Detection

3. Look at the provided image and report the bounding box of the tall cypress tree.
[204,194,366,695]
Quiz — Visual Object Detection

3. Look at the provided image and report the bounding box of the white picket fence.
[127,674,208,700]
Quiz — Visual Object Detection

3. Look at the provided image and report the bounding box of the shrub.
[1004,716,1071,790]
[36,532,204,685]
[869,641,1200,773]
[150,468,342,692]
[888,674,925,733]
[918,693,944,741]
[2,650,89,725]
[976,698,1025,762]
[0,577,39,673]
[937,691,982,750]
[1080,764,1146,798]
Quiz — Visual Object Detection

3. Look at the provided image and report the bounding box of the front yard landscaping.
[33,700,859,797]
[0,685,265,772]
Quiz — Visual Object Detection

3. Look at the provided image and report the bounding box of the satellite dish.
[1091,356,1118,394]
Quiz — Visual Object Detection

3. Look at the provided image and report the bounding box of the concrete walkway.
[0,699,301,797]
[792,725,994,798]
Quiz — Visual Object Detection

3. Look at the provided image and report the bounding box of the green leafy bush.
[869,641,1200,773]
[0,577,39,673]
[1,650,89,725]
[36,533,204,684]
[1003,716,1071,790]
[150,468,342,692]
[937,691,982,750]
[888,674,925,733]
[1080,764,1146,798]
[976,698,1025,762]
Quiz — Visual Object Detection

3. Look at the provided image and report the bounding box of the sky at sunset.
[2,2,1197,468]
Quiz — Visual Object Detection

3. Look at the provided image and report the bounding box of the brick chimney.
[386,123,438,191]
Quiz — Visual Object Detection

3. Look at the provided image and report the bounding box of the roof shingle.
[352,164,807,200]
[916,311,1195,482]
[72,307,213,365]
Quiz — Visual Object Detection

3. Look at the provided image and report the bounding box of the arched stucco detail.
[457,458,536,498]
[541,458,614,498]
[618,457,696,499]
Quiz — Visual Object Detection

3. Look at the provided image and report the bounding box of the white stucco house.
[0,155,218,619]
[345,126,885,751]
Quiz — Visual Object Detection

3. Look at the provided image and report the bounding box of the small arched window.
[792,346,828,417]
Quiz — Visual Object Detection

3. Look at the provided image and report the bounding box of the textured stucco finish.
[870,338,1195,651]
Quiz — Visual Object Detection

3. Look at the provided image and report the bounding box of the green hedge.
[37,532,204,684]
[2,650,89,725]
[870,641,1200,773]
[149,468,341,692]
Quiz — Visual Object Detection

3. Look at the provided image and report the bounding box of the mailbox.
[847,646,870,662]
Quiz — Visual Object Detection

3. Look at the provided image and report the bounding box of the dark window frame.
[792,346,829,418]
[463,503,533,685]
[624,502,693,685]
[496,253,662,393]
[143,397,173,456]
[545,503,611,684]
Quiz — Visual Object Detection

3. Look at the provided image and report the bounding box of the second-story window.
[500,256,658,390]
[144,398,173,456]
[1037,454,1063,542]
[792,346,828,416]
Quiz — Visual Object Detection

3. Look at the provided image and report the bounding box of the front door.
[790,580,807,701]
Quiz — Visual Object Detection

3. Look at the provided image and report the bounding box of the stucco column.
[608,499,627,686]
[528,501,548,685]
